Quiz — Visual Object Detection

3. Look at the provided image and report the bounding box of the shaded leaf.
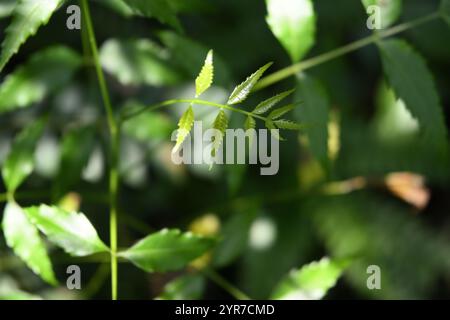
[24,204,109,256]
[245,116,256,131]
[378,39,448,150]
[362,0,402,29]
[100,38,182,87]
[271,257,348,300]
[158,274,205,300]
[265,120,284,141]
[0,0,16,18]
[2,202,57,285]
[121,0,181,31]
[195,50,214,98]
[2,118,46,193]
[119,229,215,273]
[0,0,64,71]
[442,0,450,26]
[266,0,316,62]
[172,105,194,153]
[295,74,329,166]
[0,46,82,113]
[227,62,273,105]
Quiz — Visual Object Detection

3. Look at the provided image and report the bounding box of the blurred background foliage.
[0,0,450,299]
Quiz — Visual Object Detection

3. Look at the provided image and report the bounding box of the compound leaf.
[119,229,215,273]
[24,204,109,256]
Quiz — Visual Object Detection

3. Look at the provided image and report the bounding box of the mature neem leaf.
[195,50,214,98]
[362,0,402,29]
[265,120,284,141]
[253,89,295,115]
[271,257,348,300]
[268,104,295,120]
[442,0,450,26]
[0,0,65,71]
[295,74,330,166]
[24,204,109,256]
[378,39,448,150]
[2,202,57,285]
[227,62,273,105]
[2,118,46,193]
[99,39,182,87]
[173,105,195,153]
[158,274,205,300]
[211,110,228,157]
[120,0,182,31]
[0,46,82,114]
[266,0,316,63]
[119,229,216,273]
[274,120,302,130]
[53,126,95,201]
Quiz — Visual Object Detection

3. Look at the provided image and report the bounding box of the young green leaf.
[274,120,303,130]
[0,0,64,71]
[265,120,284,141]
[195,50,214,98]
[121,0,182,31]
[24,205,109,256]
[266,0,316,63]
[2,202,57,285]
[211,110,228,157]
[268,104,295,120]
[173,105,195,153]
[2,118,46,193]
[271,258,348,300]
[295,74,330,166]
[245,116,256,131]
[227,62,273,105]
[362,0,402,29]
[252,89,295,115]
[378,39,448,149]
[119,229,215,273]
[0,46,82,114]
[99,39,182,87]
[157,274,205,300]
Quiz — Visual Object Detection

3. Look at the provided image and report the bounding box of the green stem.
[121,99,268,122]
[202,268,251,300]
[255,11,441,90]
[80,0,119,300]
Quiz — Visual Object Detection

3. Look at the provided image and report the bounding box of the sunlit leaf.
[211,110,228,157]
[295,74,330,166]
[362,0,402,29]
[253,89,295,115]
[195,50,214,98]
[245,116,256,131]
[266,0,316,62]
[378,39,448,150]
[121,0,181,31]
[274,120,302,130]
[0,46,82,113]
[158,274,205,300]
[0,0,15,18]
[2,202,57,285]
[227,62,273,105]
[0,0,64,71]
[2,118,46,193]
[172,105,194,153]
[100,39,182,87]
[24,204,109,256]
[119,229,215,272]
[271,257,348,300]
[268,104,295,120]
